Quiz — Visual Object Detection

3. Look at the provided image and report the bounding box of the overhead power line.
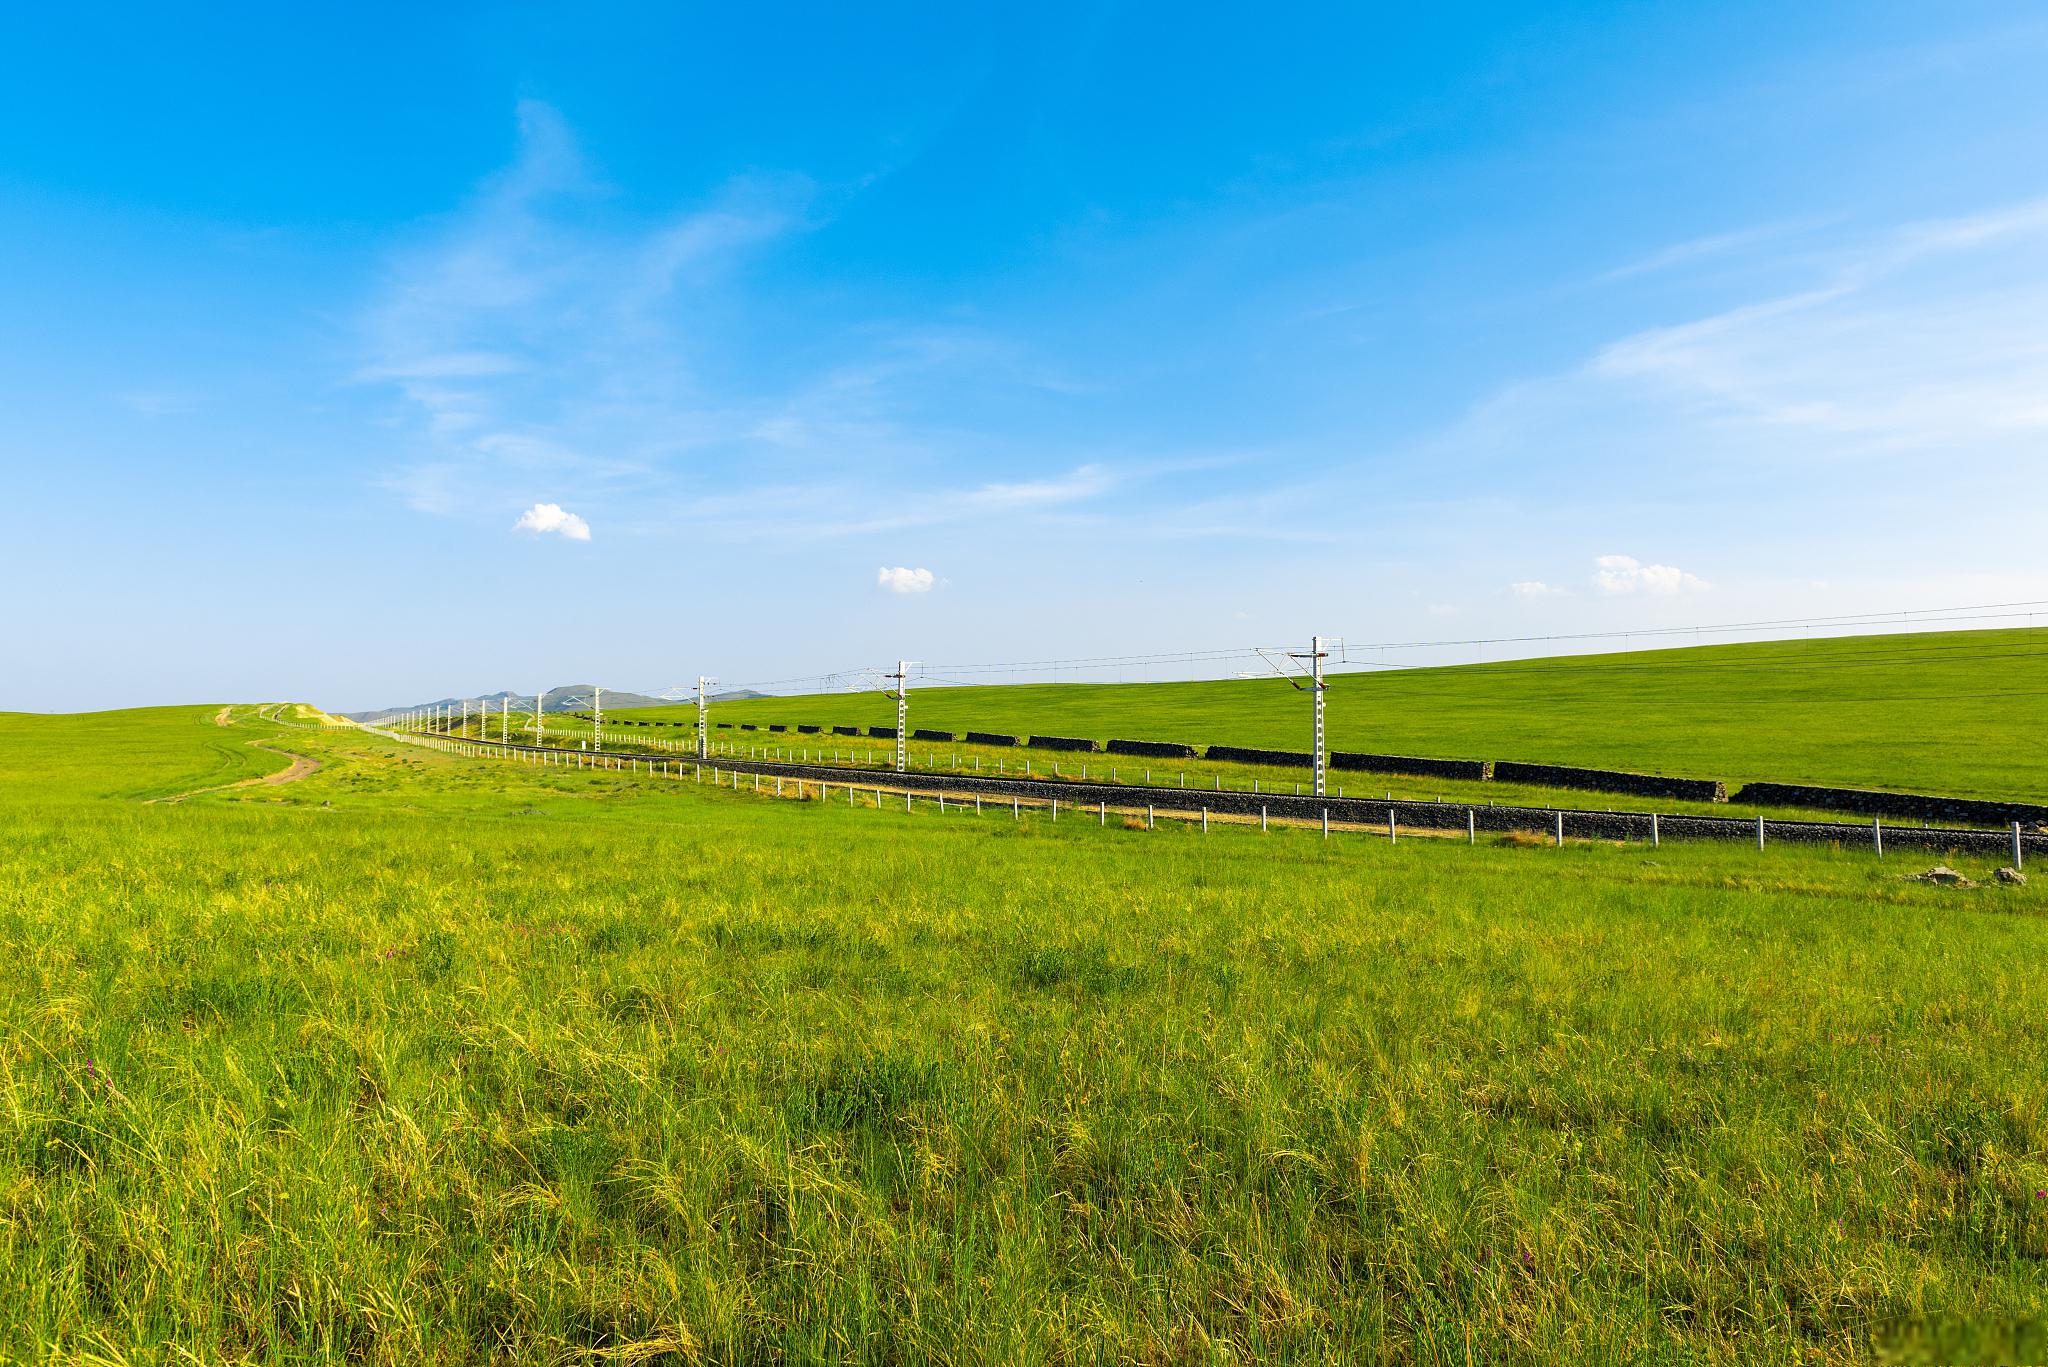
[633,596,2045,699]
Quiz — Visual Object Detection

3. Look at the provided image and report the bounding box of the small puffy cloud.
[513,502,592,541]
[877,566,935,594]
[1592,554,1706,595]
[1511,580,1567,598]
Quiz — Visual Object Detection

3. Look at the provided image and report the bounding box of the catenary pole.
[888,661,912,774]
[1311,635,1328,798]
[697,676,713,759]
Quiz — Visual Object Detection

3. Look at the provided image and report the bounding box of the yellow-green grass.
[597,628,2048,803]
[2,707,2044,1364]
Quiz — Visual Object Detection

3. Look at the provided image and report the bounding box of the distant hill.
[340,683,699,724]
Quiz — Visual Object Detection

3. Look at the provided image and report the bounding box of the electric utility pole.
[886,661,912,773]
[1281,636,1333,798]
[696,676,714,759]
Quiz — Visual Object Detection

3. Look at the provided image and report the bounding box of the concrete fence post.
[1651,813,1659,848]
[1554,811,1564,847]
[1874,817,1882,857]
[1202,807,1209,833]
[1467,809,1476,844]
[1260,805,1267,833]
[1756,813,1765,852]
[1387,809,1396,844]
[2013,822,2024,870]
[1322,808,1329,840]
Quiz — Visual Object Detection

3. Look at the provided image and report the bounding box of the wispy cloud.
[1586,196,2048,449]
[117,390,199,416]
[1597,217,1833,282]
[358,100,813,519]
[354,103,1160,547]
[661,462,1122,541]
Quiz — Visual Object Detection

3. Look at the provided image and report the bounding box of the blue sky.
[6,3,2047,711]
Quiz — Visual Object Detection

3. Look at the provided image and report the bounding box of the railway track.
[380,726,2044,859]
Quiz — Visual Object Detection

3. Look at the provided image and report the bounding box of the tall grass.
[1,707,2043,1363]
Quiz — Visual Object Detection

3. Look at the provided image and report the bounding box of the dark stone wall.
[1733,782,2048,828]
[833,726,859,736]
[1491,760,1725,803]
[1030,735,1100,753]
[797,724,821,734]
[1331,751,1492,782]
[965,731,1019,747]
[869,726,898,739]
[912,728,956,742]
[1107,738,1199,759]
[1204,745,1314,768]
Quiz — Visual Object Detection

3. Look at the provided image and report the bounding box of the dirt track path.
[150,740,321,804]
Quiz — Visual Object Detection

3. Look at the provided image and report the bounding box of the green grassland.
[599,628,2048,802]
[2,705,2045,1364]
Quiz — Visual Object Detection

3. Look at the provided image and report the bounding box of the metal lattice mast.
[593,686,603,751]
[1311,635,1328,798]
[890,661,911,774]
[502,696,509,743]
[533,688,546,746]
[696,676,712,759]
[1272,636,1332,798]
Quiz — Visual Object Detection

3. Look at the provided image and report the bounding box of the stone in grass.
[1901,865,1977,887]
[1996,867,2027,886]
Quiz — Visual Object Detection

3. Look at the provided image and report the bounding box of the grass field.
[594,628,2048,803]
[2,704,2045,1363]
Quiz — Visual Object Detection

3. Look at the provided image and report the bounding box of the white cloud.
[1592,554,1706,595]
[514,503,592,541]
[1510,580,1567,598]
[877,566,935,594]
